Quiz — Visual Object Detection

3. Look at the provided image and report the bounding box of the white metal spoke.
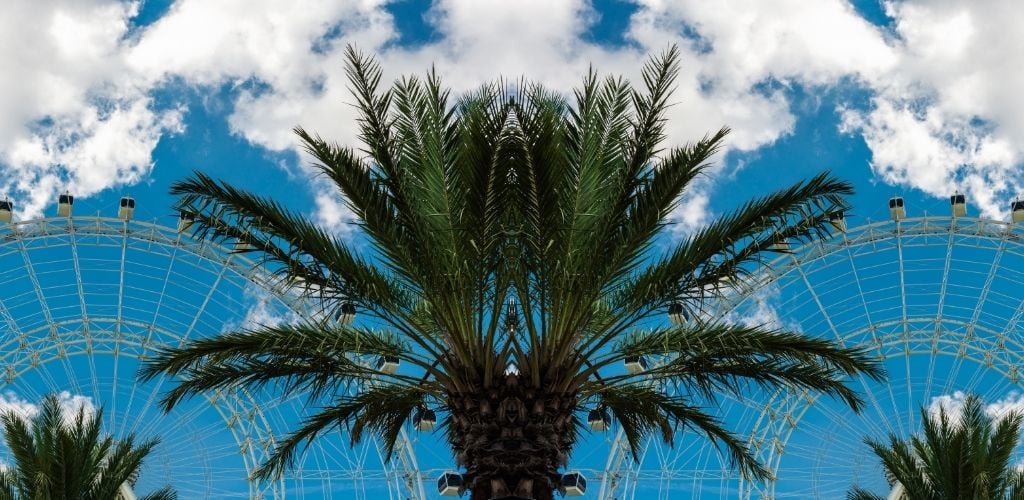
[666,214,1024,500]
[0,216,415,499]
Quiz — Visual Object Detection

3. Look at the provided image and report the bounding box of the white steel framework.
[0,216,425,499]
[590,214,1024,499]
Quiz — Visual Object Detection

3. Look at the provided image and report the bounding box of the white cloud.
[222,287,303,333]
[669,184,711,237]
[0,0,183,220]
[724,285,801,332]
[0,392,41,422]
[838,0,1024,219]
[928,391,1024,424]
[205,0,845,235]
[0,391,96,425]
[5,0,1024,236]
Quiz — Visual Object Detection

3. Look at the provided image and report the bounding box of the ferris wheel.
[0,193,443,499]
[15,192,1021,500]
[632,195,1024,499]
[0,193,720,500]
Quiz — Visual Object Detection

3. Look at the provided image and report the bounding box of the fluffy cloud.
[0,391,96,425]
[5,0,1024,232]
[221,286,303,333]
[0,0,183,220]
[723,285,802,332]
[928,391,1024,424]
[839,0,1024,219]
[209,0,869,235]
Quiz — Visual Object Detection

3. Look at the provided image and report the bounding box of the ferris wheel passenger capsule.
[337,301,356,324]
[177,211,195,233]
[437,472,463,496]
[57,191,74,217]
[1012,199,1024,223]
[0,198,12,223]
[769,237,790,252]
[562,472,587,496]
[413,408,437,431]
[118,196,135,220]
[888,196,905,221]
[624,355,648,374]
[588,408,611,431]
[829,211,847,233]
[667,302,688,325]
[233,238,255,252]
[950,192,966,217]
[376,355,400,374]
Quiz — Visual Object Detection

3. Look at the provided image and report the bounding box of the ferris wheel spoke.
[696,215,1024,499]
[0,216,421,499]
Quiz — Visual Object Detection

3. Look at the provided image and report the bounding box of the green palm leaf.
[143,45,883,499]
[0,394,175,499]
[854,394,1024,499]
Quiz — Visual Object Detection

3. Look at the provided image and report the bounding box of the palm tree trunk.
[449,373,574,500]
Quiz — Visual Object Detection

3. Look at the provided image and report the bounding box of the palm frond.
[583,323,882,413]
[139,486,178,500]
[171,171,405,314]
[138,323,439,410]
[622,172,851,311]
[0,394,172,499]
[253,384,427,481]
[846,487,885,500]
[594,384,769,480]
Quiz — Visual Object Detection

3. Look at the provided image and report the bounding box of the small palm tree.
[141,46,883,499]
[849,394,1024,500]
[0,394,175,500]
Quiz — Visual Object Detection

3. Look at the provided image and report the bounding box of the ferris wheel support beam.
[0,216,377,499]
[16,230,57,337]
[391,428,427,500]
[110,220,130,433]
[966,236,1007,339]
[705,215,1024,498]
[597,426,636,500]
[743,322,1024,496]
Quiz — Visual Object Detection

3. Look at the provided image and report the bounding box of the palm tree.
[0,394,176,500]
[139,46,883,500]
[848,394,1024,500]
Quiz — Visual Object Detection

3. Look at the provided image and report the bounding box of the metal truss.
[0,216,424,498]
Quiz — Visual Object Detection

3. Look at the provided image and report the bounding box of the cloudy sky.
[2,0,1023,234]
[3,0,1024,496]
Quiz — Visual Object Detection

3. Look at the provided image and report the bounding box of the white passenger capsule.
[0,198,12,223]
[888,196,905,221]
[118,196,135,220]
[57,192,74,217]
[950,192,966,217]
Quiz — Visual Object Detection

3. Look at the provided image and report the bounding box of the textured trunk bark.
[448,371,575,500]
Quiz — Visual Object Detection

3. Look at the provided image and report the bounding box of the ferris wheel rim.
[719,214,1024,499]
[0,215,428,499]
[590,215,1024,499]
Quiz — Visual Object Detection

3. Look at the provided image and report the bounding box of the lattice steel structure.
[0,215,427,499]
[16,210,1017,499]
[575,213,1024,499]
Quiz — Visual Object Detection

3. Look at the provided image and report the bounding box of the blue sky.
[2,0,1024,498]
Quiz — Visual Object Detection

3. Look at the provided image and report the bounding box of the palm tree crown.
[0,394,175,500]
[140,46,883,499]
[849,394,1024,500]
